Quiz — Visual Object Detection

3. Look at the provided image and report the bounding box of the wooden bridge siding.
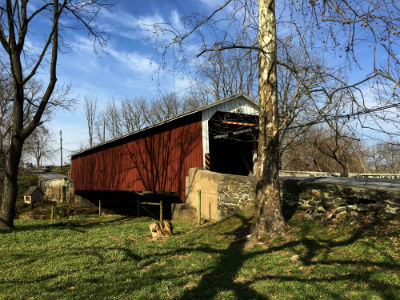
[71,120,203,202]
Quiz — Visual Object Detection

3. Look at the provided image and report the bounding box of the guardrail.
[279,170,400,180]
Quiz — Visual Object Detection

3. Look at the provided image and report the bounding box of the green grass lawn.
[0,214,399,300]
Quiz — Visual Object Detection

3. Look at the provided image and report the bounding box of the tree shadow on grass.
[2,213,399,299]
[0,216,134,234]
[173,215,282,300]
[178,214,267,300]
[55,214,395,300]
[175,215,400,300]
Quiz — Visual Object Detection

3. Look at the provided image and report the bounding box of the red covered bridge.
[71,94,259,204]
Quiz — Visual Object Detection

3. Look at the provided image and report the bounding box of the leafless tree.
[84,97,97,148]
[181,90,210,111]
[0,0,109,228]
[148,0,400,243]
[149,93,185,123]
[23,125,55,168]
[0,70,71,167]
[282,124,367,173]
[368,141,400,172]
[120,98,148,132]
[100,93,189,140]
[0,72,12,162]
[195,47,258,100]
[95,115,106,143]
[367,145,383,172]
[103,99,124,139]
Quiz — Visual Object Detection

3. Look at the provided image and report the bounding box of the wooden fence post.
[197,190,201,225]
[98,200,102,217]
[160,200,163,222]
[50,203,55,222]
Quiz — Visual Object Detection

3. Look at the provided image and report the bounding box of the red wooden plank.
[71,119,203,202]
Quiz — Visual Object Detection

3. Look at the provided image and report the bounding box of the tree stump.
[149,220,173,240]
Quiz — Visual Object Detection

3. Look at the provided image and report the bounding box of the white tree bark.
[249,0,286,242]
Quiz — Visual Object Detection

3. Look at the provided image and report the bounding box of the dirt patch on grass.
[16,202,111,220]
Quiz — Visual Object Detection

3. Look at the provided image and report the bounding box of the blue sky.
[26,0,221,164]
[18,0,399,165]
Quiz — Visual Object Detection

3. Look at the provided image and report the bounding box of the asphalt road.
[31,170,68,181]
[282,176,400,191]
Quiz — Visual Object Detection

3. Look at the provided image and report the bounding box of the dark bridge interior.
[76,190,180,219]
[208,111,259,176]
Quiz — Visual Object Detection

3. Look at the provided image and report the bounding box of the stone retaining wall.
[217,174,256,218]
[183,168,400,221]
[282,178,400,220]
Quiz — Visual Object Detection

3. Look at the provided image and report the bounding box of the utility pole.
[60,130,63,168]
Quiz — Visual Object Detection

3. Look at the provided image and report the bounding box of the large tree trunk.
[249,0,286,242]
[0,136,23,228]
[0,1,61,228]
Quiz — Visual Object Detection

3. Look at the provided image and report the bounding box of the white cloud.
[174,76,192,93]
[100,9,161,28]
[199,0,224,7]
[106,47,159,73]
[100,9,190,45]
[72,35,96,53]
[23,39,42,55]
[136,14,165,28]
[100,9,165,42]
[170,9,184,31]
[68,35,159,75]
